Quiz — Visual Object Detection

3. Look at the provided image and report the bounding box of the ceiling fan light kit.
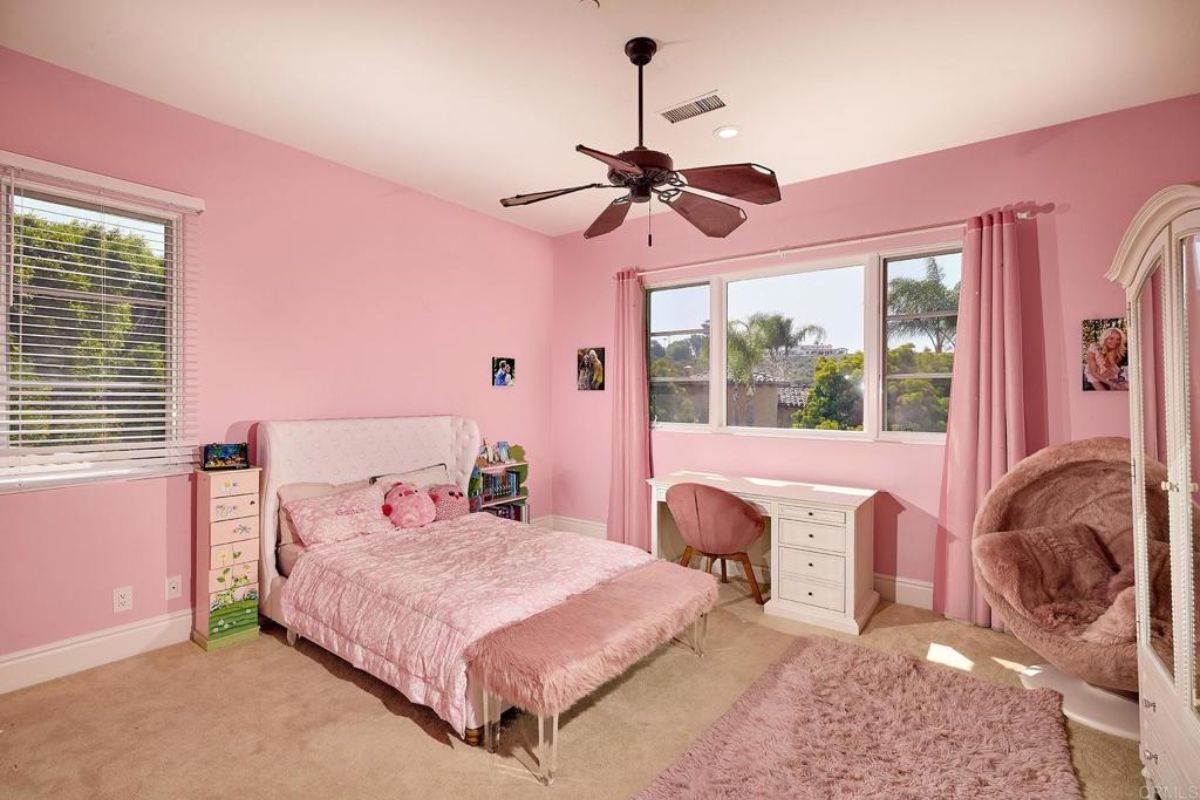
[499,36,781,244]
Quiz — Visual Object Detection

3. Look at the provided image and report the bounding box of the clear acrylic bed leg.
[536,713,559,785]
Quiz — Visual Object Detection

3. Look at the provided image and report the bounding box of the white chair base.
[1019,663,1139,740]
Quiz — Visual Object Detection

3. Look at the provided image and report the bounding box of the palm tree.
[887,257,959,353]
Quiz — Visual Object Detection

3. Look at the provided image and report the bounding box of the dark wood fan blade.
[500,183,604,207]
[583,196,632,239]
[675,163,781,204]
[661,190,747,238]
[576,145,644,176]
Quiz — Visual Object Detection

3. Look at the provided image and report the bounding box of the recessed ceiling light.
[713,125,740,140]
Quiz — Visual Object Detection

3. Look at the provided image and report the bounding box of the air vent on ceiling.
[660,92,725,124]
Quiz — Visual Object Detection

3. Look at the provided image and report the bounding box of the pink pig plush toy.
[381,483,436,529]
[427,483,470,521]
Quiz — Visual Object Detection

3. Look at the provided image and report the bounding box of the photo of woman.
[1082,318,1128,391]
[492,357,515,387]
[577,347,605,390]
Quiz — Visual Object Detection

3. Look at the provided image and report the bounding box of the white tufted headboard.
[256,415,480,624]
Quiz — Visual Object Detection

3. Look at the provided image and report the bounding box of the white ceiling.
[2,1,1199,237]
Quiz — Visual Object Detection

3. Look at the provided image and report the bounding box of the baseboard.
[533,514,608,539]
[0,609,192,694]
[532,517,934,610]
[874,573,934,610]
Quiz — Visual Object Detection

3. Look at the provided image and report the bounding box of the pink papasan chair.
[972,436,1179,692]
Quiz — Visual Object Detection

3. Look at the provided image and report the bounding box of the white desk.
[648,471,879,635]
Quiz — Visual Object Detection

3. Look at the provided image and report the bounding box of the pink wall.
[0,48,556,655]
[549,93,1200,586]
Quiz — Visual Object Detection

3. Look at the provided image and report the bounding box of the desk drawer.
[211,541,256,570]
[209,470,259,499]
[210,494,258,523]
[211,517,259,546]
[779,504,846,525]
[778,548,845,585]
[779,518,846,553]
[777,575,845,613]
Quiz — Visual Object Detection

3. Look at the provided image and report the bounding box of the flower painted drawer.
[208,583,259,639]
[211,516,259,546]
[210,494,258,523]
[209,561,257,593]
[208,470,260,499]
[777,575,845,613]
[778,547,845,586]
[778,518,846,553]
[210,540,256,570]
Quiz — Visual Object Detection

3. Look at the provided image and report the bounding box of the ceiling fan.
[499,37,781,243]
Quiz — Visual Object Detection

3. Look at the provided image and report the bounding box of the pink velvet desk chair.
[665,482,766,605]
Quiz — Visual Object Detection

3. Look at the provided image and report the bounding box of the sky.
[16,194,167,258]
[648,252,962,353]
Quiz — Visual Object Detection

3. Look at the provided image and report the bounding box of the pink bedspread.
[281,513,653,735]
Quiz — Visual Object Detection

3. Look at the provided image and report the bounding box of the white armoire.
[1108,184,1200,795]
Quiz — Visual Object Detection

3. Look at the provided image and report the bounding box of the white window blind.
[0,159,200,492]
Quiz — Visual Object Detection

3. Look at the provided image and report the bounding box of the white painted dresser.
[648,471,878,634]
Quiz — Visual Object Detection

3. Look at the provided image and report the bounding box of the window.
[726,265,864,430]
[645,246,962,438]
[882,251,961,433]
[647,283,710,424]
[1,167,198,492]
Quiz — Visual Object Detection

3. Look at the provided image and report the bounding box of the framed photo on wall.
[492,357,515,387]
[1081,318,1128,391]
[577,347,605,390]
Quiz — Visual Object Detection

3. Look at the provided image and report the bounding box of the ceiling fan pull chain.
[648,195,653,247]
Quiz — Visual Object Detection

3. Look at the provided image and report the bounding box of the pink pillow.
[283,483,390,546]
[382,483,436,529]
[427,483,469,521]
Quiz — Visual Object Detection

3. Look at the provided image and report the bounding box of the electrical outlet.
[113,586,133,614]
[165,575,182,600]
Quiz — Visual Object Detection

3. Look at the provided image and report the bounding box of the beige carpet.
[0,583,1140,799]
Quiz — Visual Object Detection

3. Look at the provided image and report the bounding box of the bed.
[257,415,715,769]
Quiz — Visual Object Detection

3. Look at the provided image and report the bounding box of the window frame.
[646,280,715,431]
[644,240,962,443]
[1,177,190,491]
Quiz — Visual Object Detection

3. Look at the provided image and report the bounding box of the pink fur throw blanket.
[467,560,718,717]
[281,514,653,734]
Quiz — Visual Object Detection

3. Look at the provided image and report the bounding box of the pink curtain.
[607,269,653,550]
[937,210,1027,626]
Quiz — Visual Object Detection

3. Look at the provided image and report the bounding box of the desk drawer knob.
[807,591,813,597]
[808,563,814,568]
[807,511,814,516]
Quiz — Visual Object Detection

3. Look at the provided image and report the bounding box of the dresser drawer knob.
[808,534,814,539]
[808,563,814,568]
[807,591,813,597]
[807,511,814,516]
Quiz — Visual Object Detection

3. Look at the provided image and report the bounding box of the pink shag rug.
[636,637,1080,799]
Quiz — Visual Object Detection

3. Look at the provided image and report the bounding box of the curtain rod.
[633,210,1032,280]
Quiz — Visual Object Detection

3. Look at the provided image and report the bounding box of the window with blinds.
[1,165,198,492]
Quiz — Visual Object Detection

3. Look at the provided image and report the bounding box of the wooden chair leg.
[704,556,714,575]
[720,558,728,583]
[679,546,695,569]
[736,552,765,605]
